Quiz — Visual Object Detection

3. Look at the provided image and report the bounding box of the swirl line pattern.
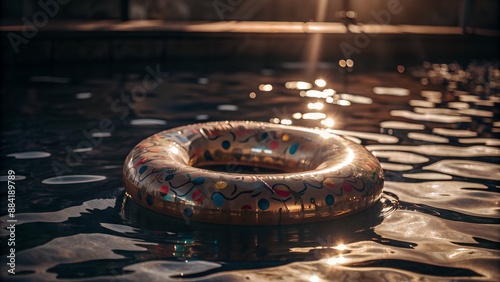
[123,121,384,225]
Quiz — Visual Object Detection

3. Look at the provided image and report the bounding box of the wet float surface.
[1,62,499,281]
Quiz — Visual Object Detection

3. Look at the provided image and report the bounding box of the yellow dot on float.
[282,134,290,141]
[215,181,227,189]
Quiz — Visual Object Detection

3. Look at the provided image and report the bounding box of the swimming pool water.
[1,62,499,281]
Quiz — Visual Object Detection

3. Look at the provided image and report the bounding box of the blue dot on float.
[366,180,372,191]
[139,166,147,174]
[146,194,153,206]
[289,143,300,155]
[325,194,334,206]
[136,190,142,200]
[192,177,206,185]
[261,132,269,140]
[165,174,175,181]
[204,150,214,161]
[212,192,224,207]
[258,198,270,210]
[222,140,231,150]
[183,208,193,218]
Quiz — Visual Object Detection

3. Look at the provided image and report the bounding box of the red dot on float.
[241,204,252,210]
[192,190,203,202]
[160,185,170,194]
[342,182,353,192]
[274,189,290,197]
[269,140,280,150]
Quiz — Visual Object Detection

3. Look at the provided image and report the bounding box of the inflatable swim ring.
[123,121,384,225]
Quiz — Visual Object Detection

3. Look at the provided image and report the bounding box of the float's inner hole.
[196,164,290,174]
[186,128,345,173]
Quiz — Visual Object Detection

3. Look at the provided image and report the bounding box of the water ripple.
[448,102,469,109]
[414,107,458,115]
[384,181,499,218]
[100,223,138,234]
[371,151,429,164]
[217,104,238,111]
[0,199,114,224]
[380,121,425,130]
[433,128,478,137]
[390,110,471,123]
[8,233,153,281]
[373,87,409,96]
[424,160,500,181]
[328,129,399,144]
[402,172,453,180]
[6,151,51,159]
[376,210,499,246]
[366,145,500,157]
[75,92,93,100]
[130,119,167,126]
[0,175,26,181]
[407,133,449,143]
[380,163,413,171]
[458,138,500,146]
[458,108,494,117]
[42,175,106,184]
[409,100,435,108]
[124,261,222,280]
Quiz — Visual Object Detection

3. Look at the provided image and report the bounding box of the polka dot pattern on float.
[212,193,224,207]
[261,132,269,140]
[192,177,205,185]
[241,204,252,210]
[191,190,203,203]
[204,150,213,161]
[269,140,280,150]
[215,181,227,189]
[258,199,270,210]
[222,140,231,150]
[146,194,153,206]
[159,185,169,195]
[123,121,384,225]
[342,182,353,193]
[273,185,291,197]
[289,143,300,154]
[326,194,335,206]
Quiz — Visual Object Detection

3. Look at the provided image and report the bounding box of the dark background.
[1,0,498,68]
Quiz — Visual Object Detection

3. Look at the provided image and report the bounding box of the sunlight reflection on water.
[1,62,499,281]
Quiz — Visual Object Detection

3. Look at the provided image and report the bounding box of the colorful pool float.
[123,121,384,225]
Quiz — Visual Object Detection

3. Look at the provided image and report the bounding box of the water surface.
[1,62,499,281]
